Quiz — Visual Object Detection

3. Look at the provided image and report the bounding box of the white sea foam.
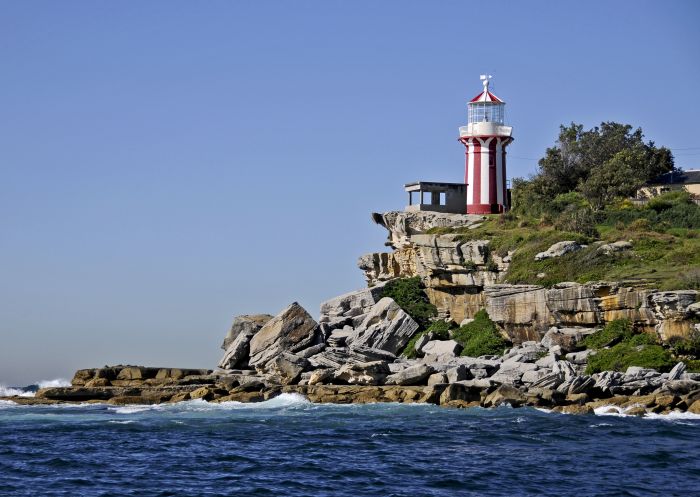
[113,405,160,414]
[0,378,71,398]
[0,385,34,397]
[109,393,313,414]
[108,420,135,424]
[37,378,71,388]
[593,404,700,420]
[180,393,311,411]
[0,399,18,407]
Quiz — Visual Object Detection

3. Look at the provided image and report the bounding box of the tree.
[580,148,646,210]
[518,121,675,211]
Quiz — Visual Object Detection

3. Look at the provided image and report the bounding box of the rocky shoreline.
[6,211,699,417]
[5,298,700,416]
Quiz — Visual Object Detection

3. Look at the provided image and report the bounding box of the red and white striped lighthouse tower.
[459,75,513,214]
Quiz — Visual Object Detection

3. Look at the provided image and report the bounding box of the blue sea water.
[1,394,699,497]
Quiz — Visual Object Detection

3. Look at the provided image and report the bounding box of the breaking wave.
[0,378,71,398]
[111,393,312,414]
[593,404,700,420]
[0,385,34,397]
[37,378,71,388]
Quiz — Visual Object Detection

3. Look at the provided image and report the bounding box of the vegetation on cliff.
[452,310,510,357]
[581,319,700,374]
[512,122,674,212]
[426,190,700,290]
[379,277,437,331]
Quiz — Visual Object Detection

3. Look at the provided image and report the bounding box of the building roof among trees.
[647,169,700,186]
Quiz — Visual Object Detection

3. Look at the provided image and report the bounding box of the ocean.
[1,393,698,496]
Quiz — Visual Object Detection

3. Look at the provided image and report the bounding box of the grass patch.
[426,211,700,290]
[453,309,510,357]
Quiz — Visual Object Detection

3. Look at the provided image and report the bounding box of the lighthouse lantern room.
[459,75,513,214]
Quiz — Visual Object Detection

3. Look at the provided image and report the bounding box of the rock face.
[248,302,319,368]
[370,211,483,249]
[358,212,699,343]
[346,297,419,354]
[218,314,273,369]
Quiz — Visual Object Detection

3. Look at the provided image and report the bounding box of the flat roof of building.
[404,181,466,190]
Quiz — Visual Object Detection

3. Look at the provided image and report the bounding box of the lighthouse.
[459,75,513,214]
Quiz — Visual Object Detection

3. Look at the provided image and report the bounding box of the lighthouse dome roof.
[469,90,504,104]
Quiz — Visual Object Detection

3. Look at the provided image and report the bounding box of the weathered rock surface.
[597,240,632,255]
[385,364,434,386]
[421,340,463,361]
[334,361,390,386]
[218,314,273,369]
[248,302,319,368]
[535,241,582,261]
[346,297,419,354]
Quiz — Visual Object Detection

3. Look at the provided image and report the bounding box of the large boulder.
[541,327,585,353]
[221,314,274,350]
[218,315,273,370]
[385,364,434,386]
[482,384,527,407]
[534,241,582,261]
[248,303,319,368]
[264,353,309,385]
[319,284,386,320]
[421,340,463,362]
[334,361,390,386]
[346,297,419,354]
[597,241,632,255]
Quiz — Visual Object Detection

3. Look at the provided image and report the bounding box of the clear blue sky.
[1,1,699,385]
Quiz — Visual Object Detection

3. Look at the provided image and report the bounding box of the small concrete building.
[404,182,467,213]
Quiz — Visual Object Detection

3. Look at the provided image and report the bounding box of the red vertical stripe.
[488,139,498,207]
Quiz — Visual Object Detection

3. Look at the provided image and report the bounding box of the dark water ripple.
[1,396,699,496]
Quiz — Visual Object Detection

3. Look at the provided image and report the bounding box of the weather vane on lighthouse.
[458,75,514,214]
[480,74,492,91]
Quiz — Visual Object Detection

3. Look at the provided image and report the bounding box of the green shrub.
[629,218,652,231]
[685,359,700,373]
[401,320,454,358]
[646,190,692,212]
[453,309,510,357]
[586,343,675,374]
[553,206,600,238]
[380,277,437,331]
[424,320,452,340]
[463,261,478,272]
[668,329,700,357]
[582,319,634,349]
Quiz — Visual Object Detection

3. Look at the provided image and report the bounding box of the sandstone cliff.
[359,211,699,343]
